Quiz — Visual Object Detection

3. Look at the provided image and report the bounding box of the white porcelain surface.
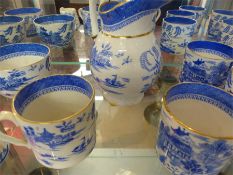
[60,7,80,30]
[0,75,96,169]
[0,43,50,98]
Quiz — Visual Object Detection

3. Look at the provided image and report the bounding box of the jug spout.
[98,0,171,35]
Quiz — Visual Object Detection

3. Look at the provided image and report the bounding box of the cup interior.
[187,41,233,60]
[13,75,94,123]
[180,5,205,11]
[0,43,49,71]
[164,16,196,25]
[34,15,74,25]
[4,7,42,15]
[0,16,23,25]
[168,10,195,16]
[164,83,233,138]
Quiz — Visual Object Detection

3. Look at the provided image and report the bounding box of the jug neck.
[102,9,158,36]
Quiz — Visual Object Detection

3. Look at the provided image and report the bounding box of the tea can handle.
[0,111,30,148]
[78,8,83,20]
[155,9,161,22]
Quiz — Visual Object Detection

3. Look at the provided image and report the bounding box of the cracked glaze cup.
[0,75,96,169]
[156,83,233,175]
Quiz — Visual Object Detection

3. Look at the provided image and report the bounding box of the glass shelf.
[0,26,232,175]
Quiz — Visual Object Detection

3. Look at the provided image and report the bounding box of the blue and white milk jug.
[90,0,170,106]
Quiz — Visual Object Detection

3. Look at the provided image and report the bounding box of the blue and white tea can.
[160,17,196,55]
[207,9,233,41]
[180,41,233,87]
[156,83,233,175]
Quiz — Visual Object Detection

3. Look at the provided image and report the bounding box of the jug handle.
[89,0,99,37]
[156,9,161,22]
[0,111,30,148]
[78,8,83,20]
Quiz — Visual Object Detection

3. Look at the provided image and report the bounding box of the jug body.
[89,0,169,105]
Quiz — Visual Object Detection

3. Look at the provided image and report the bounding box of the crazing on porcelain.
[160,17,196,55]
[156,83,233,175]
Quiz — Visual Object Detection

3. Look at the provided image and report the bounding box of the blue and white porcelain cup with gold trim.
[160,17,196,55]
[0,16,25,46]
[4,7,42,37]
[220,18,233,47]
[0,43,51,98]
[166,10,196,19]
[0,75,96,169]
[179,5,206,34]
[156,82,233,175]
[207,9,233,41]
[180,41,233,87]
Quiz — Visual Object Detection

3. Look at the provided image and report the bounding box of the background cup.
[225,66,233,94]
[60,7,80,30]
[160,17,196,55]
[179,5,206,34]
[34,14,75,48]
[78,6,101,36]
[4,7,42,37]
[166,10,196,19]
[0,75,96,169]
[0,43,50,98]
[207,10,233,41]
[180,41,233,87]
[220,18,233,47]
[0,16,25,46]
[156,83,233,175]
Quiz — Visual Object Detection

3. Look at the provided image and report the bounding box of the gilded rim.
[162,82,233,140]
[102,30,153,38]
[187,40,233,61]
[99,0,130,14]
[12,74,95,124]
[0,42,50,72]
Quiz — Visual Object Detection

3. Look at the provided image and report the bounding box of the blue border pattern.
[103,9,155,32]
[18,85,91,115]
[166,83,233,117]
[0,51,47,62]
